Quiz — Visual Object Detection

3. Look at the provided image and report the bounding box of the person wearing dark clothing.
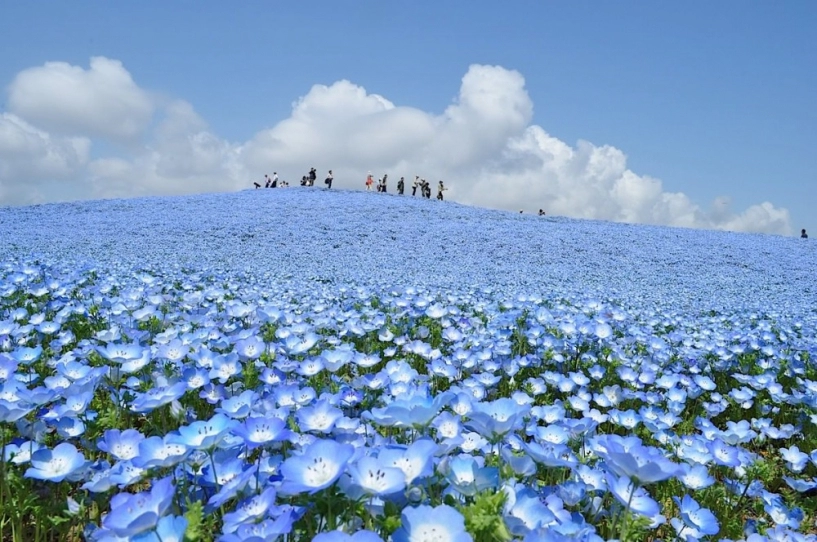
[398,177,405,195]
[309,168,317,186]
[254,182,261,189]
[412,176,419,196]
[325,170,333,189]
[802,229,809,239]
[382,174,388,193]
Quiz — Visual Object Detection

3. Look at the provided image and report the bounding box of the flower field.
[1,187,817,541]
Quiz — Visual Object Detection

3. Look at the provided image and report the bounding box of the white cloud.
[7,57,154,141]
[0,113,90,204]
[0,58,793,235]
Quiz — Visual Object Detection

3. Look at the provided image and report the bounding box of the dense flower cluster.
[1,189,816,541]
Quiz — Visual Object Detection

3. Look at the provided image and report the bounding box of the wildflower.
[279,439,355,495]
[392,504,473,542]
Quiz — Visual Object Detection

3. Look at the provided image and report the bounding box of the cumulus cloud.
[7,57,154,141]
[0,113,90,204]
[0,57,793,235]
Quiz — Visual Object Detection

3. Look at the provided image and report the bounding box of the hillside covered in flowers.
[1,188,817,542]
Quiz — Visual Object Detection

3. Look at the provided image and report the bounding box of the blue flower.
[670,494,719,539]
[232,415,292,449]
[132,515,188,542]
[130,381,188,413]
[393,504,473,542]
[25,442,87,482]
[97,428,145,461]
[592,434,681,484]
[364,391,454,428]
[296,398,344,433]
[131,436,190,469]
[378,438,438,484]
[605,472,660,518]
[168,413,237,450]
[101,476,175,538]
[342,455,406,499]
[465,397,529,440]
[442,455,498,497]
[279,439,355,495]
[221,486,277,534]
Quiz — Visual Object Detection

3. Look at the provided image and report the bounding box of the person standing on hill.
[802,229,809,238]
[397,177,405,195]
[437,180,447,201]
[382,174,388,193]
[325,170,334,189]
[366,172,374,191]
[412,176,419,196]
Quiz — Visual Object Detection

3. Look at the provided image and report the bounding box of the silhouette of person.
[802,229,809,239]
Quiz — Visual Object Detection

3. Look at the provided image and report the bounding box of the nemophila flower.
[296,398,344,433]
[678,462,715,490]
[217,389,258,419]
[465,397,529,440]
[130,515,187,542]
[0,354,18,381]
[130,381,188,413]
[393,504,473,542]
[210,352,242,383]
[11,345,42,364]
[108,459,146,488]
[279,439,355,495]
[132,436,190,469]
[56,417,86,438]
[708,438,741,468]
[220,510,297,542]
[4,440,44,464]
[365,390,454,428]
[670,494,719,539]
[524,441,576,468]
[378,438,438,484]
[169,413,237,451]
[503,485,557,536]
[592,434,681,484]
[25,442,88,482]
[285,332,320,355]
[182,366,210,389]
[232,415,292,449]
[322,348,353,372]
[101,476,175,538]
[780,445,810,473]
[297,357,325,377]
[221,486,278,534]
[341,455,407,499]
[783,476,817,493]
[441,454,498,497]
[234,335,265,360]
[605,472,660,518]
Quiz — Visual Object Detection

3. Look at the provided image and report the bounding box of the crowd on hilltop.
[253,169,450,200]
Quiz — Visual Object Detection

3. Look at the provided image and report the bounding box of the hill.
[0,187,813,312]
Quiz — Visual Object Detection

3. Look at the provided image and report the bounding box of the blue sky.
[0,1,814,235]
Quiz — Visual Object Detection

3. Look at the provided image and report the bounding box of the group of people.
[365,173,448,201]
[253,169,449,201]
[254,168,334,189]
